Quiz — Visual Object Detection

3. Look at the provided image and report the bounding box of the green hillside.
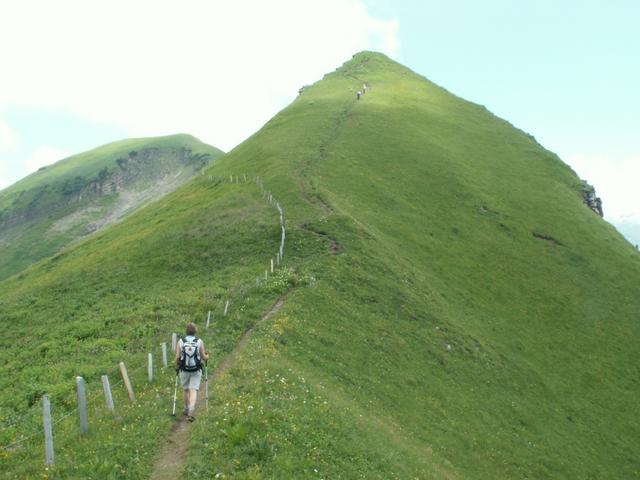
[1,52,639,479]
[0,134,223,280]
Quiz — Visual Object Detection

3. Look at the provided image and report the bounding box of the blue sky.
[1,0,638,243]
[365,0,640,243]
[370,0,638,159]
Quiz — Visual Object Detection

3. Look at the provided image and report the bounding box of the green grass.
[1,52,639,479]
[184,52,640,479]
[0,176,298,478]
[0,134,223,281]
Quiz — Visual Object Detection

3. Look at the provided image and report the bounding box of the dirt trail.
[148,296,287,479]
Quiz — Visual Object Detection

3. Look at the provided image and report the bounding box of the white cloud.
[0,120,22,190]
[25,146,70,175]
[0,162,9,191]
[611,216,640,247]
[365,13,400,55]
[564,153,640,223]
[0,0,399,152]
[0,119,21,152]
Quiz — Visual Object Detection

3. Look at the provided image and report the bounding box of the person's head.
[186,323,197,336]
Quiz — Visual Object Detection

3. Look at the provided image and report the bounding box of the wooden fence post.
[76,377,88,435]
[206,310,211,329]
[101,375,115,413]
[161,342,168,368]
[171,332,177,353]
[264,270,268,281]
[271,258,274,273]
[256,277,260,287]
[119,362,136,402]
[148,353,153,383]
[42,395,54,466]
[224,300,229,316]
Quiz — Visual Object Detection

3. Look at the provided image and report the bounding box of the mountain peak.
[338,50,405,75]
[2,53,638,479]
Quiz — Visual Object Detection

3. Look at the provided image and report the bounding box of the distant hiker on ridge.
[363,83,368,93]
[175,323,209,422]
[356,90,362,100]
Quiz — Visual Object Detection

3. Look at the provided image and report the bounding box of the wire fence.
[0,174,287,470]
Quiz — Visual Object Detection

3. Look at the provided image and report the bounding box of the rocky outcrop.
[77,147,205,199]
[0,135,222,281]
[0,147,211,231]
[582,185,603,217]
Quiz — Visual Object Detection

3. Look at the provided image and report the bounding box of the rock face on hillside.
[0,135,223,280]
[582,185,604,217]
[0,147,211,231]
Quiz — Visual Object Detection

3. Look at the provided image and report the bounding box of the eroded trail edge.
[148,295,287,480]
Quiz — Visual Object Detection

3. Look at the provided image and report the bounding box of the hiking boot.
[182,408,189,417]
[187,415,196,422]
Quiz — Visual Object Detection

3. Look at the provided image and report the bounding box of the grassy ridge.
[0,175,313,478]
[184,52,640,478]
[0,134,223,280]
[0,52,638,479]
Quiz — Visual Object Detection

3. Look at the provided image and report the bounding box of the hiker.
[356,90,362,100]
[175,323,209,421]
[363,83,368,93]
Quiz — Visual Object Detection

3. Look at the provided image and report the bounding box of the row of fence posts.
[39,300,251,464]
[40,349,167,466]
[204,173,287,287]
[254,175,286,286]
[37,173,286,467]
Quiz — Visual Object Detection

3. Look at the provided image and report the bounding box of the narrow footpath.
[148,296,287,479]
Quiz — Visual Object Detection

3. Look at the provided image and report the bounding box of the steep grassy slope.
[1,52,638,479]
[0,175,306,478]
[183,52,640,478]
[0,134,223,280]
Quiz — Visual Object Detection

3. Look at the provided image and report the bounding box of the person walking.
[175,323,209,422]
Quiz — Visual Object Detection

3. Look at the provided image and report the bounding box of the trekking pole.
[204,362,209,410]
[171,371,178,416]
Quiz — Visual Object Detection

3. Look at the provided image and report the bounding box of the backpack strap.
[193,337,200,360]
